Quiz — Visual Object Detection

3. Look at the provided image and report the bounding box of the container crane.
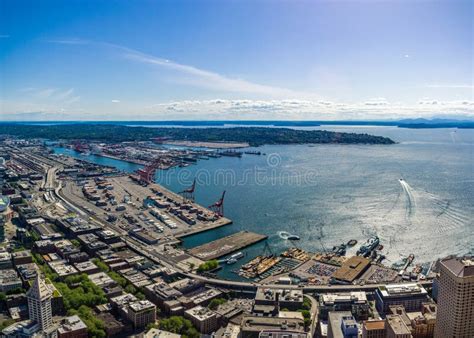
[209,190,226,217]
[179,178,196,202]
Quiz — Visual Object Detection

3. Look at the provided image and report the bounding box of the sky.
[0,0,473,121]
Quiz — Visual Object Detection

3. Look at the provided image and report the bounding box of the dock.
[188,231,267,260]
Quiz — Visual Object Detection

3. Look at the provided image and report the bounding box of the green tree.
[208,298,226,310]
[197,259,219,273]
[159,316,199,338]
[68,305,106,338]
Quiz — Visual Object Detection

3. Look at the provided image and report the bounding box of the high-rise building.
[434,256,474,338]
[26,274,55,336]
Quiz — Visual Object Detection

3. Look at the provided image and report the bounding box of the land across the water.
[188,231,268,260]
[164,140,250,148]
[0,123,395,146]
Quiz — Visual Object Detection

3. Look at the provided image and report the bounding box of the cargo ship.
[220,150,243,157]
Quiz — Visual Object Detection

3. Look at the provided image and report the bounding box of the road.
[34,153,432,296]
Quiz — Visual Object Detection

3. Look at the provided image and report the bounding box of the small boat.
[227,258,237,265]
[287,235,300,241]
[347,239,358,246]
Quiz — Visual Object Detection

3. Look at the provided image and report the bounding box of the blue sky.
[0,0,472,121]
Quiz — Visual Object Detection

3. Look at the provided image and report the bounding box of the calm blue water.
[53,126,474,280]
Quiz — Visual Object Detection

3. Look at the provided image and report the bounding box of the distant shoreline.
[0,123,395,146]
[1,119,473,129]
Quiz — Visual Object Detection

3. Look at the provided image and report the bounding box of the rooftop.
[378,283,428,298]
[332,256,371,283]
[440,256,474,277]
[58,315,87,334]
[321,291,367,305]
[241,316,305,333]
[363,320,386,331]
[185,305,217,321]
[129,300,156,312]
[387,314,411,335]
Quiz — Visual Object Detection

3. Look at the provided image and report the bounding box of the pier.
[188,231,267,260]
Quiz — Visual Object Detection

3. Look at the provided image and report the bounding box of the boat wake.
[278,231,291,240]
[399,179,416,219]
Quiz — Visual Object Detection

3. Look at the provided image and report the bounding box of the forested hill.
[0,124,395,146]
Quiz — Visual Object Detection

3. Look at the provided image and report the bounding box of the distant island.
[0,123,395,146]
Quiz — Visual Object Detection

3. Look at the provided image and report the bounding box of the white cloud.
[140,98,474,121]
[111,100,120,103]
[2,98,473,121]
[45,39,315,98]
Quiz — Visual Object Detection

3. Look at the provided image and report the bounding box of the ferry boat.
[357,235,380,256]
[226,252,244,264]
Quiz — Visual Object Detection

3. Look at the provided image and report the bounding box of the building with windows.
[185,305,219,334]
[319,292,369,320]
[26,275,56,337]
[127,300,156,328]
[386,315,412,338]
[375,283,428,314]
[57,315,88,338]
[362,320,386,338]
[434,256,474,338]
[327,312,358,338]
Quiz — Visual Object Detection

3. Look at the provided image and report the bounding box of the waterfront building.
[434,256,474,338]
[26,274,56,337]
[331,256,371,284]
[375,283,428,314]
